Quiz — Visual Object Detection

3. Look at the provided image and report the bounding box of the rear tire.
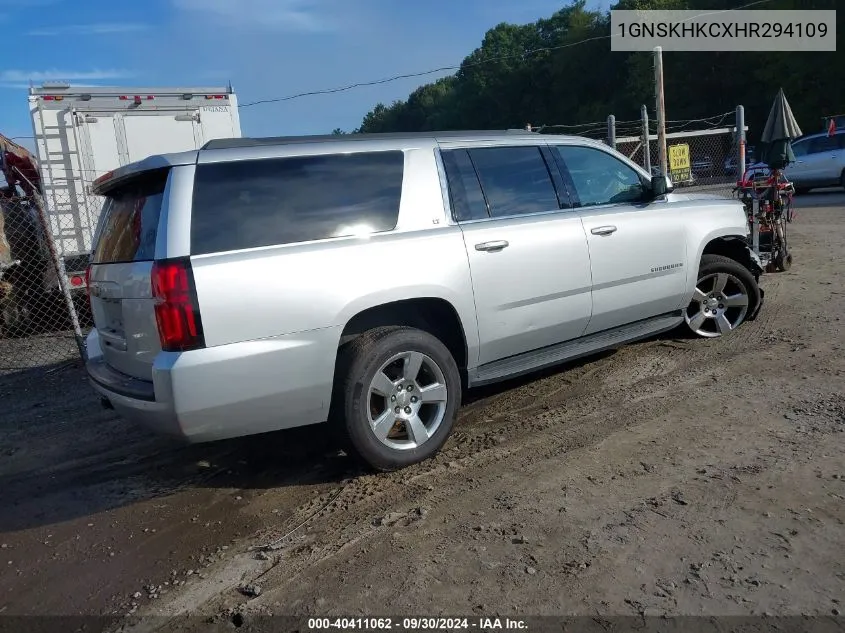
[840,170,845,191]
[332,326,461,472]
[684,254,761,338]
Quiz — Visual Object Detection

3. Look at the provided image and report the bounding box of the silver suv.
[85,131,764,471]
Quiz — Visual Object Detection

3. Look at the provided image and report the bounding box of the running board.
[468,312,684,387]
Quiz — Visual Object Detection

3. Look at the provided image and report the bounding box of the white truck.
[28,83,242,290]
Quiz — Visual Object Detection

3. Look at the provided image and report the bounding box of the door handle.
[474,240,509,252]
[590,225,617,236]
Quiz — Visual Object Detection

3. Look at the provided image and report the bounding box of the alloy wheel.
[685,272,749,338]
[366,351,449,450]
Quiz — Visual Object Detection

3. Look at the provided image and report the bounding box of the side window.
[791,140,809,158]
[440,149,489,222]
[190,151,404,255]
[808,136,839,154]
[554,145,645,208]
[466,146,560,218]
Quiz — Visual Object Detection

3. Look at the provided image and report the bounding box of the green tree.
[353,0,842,141]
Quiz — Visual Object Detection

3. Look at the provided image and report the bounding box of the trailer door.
[121,111,202,163]
[79,113,123,180]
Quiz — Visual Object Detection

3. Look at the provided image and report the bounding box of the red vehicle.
[1,135,41,197]
[1,134,61,335]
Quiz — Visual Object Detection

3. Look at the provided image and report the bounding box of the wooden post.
[641,105,651,172]
[654,46,668,177]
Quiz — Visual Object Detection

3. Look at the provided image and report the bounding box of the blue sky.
[1,0,602,148]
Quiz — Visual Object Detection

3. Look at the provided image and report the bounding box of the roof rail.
[201,129,538,151]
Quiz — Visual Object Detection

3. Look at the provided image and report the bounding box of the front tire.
[684,254,761,338]
[332,326,461,472]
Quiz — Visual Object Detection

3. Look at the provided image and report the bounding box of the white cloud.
[27,23,149,36]
[0,69,132,83]
[172,0,332,32]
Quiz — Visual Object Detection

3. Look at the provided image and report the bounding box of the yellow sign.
[668,143,691,182]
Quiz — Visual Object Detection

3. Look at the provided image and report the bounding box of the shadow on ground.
[0,326,694,535]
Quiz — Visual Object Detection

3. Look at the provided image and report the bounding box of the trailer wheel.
[774,249,793,272]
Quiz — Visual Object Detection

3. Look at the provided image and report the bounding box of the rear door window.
[440,149,489,222]
[809,136,839,154]
[466,146,560,218]
[91,168,169,264]
[190,151,404,255]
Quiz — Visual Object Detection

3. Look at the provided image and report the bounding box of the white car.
[784,130,845,193]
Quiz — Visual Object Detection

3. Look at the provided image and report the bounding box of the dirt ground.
[0,192,843,631]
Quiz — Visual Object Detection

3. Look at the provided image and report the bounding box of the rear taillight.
[150,258,205,352]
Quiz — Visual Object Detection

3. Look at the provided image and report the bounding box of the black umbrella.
[759,88,803,170]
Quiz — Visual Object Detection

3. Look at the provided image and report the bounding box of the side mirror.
[651,174,674,197]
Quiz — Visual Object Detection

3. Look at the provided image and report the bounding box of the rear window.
[190,151,404,255]
[91,169,169,264]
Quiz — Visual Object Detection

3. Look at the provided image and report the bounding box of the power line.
[665,110,734,125]
[665,111,734,133]
[537,110,737,139]
[239,0,773,109]
[540,118,639,129]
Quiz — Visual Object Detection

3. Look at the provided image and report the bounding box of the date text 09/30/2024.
[307,617,528,631]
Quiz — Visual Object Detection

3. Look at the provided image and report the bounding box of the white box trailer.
[28,83,241,284]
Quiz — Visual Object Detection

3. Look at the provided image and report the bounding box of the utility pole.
[736,105,746,176]
[654,46,667,177]
[737,104,758,255]
[641,104,651,172]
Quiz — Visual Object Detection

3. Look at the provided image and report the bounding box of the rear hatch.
[88,168,169,381]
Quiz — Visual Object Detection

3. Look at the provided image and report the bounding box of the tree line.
[335,0,842,142]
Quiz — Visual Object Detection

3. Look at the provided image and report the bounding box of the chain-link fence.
[532,110,747,200]
[610,109,746,199]
[0,183,91,379]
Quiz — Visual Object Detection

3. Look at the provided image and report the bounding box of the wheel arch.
[697,232,764,280]
[337,296,472,381]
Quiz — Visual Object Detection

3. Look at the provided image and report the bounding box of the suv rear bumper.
[87,357,155,401]
[86,355,184,438]
[85,326,340,442]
